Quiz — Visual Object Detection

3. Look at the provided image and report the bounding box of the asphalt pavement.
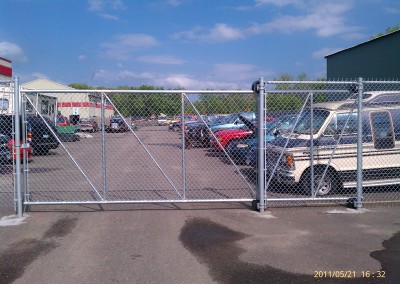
[1,203,399,283]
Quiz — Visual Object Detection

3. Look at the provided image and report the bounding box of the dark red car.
[78,118,99,132]
[0,134,33,163]
[58,116,69,127]
[211,128,254,151]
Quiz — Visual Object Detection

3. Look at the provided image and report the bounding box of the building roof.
[22,78,74,90]
[325,30,400,58]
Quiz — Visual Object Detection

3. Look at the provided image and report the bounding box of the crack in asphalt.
[179,217,400,283]
[0,216,78,284]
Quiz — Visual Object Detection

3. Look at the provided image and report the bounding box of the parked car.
[108,116,129,132]
[78,117,99,132]
[27,115,60,155]
[157,114,167,126]
[0,114,58,156]
[265,92,400,196]
[0,134,33,164]
[57,116,69,126]
[235,114,297,165]
[211,127,254,151]
[169,120,180,131]
[186,114,253,147]
[9,135,33,162]
[130,121,137,131]
[209,112,256,133]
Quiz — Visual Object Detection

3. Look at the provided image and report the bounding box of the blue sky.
[0,0,399,89]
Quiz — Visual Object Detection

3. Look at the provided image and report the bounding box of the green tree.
[370,24,400,39]
[68,83,93,89]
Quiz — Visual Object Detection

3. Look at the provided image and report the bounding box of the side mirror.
[324,126,339,140]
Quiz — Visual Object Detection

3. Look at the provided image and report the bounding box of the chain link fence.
[0,80,15,208]
[1,78,399,214]
[259,79,400,208]
[15,89,257,208]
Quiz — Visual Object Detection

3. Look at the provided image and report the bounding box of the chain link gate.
[3,78,400,215]
[0,80,17,211]
[18,88,257,209]
[255,78,400,210]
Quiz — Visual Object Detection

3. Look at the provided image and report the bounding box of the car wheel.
[301,168,339,196]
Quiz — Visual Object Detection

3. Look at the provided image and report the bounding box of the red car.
[58,116,69,127]
[7,137,33,162]
[211,128,254,151]
[78,118,99,132]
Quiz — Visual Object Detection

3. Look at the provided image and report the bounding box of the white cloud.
[137,55,185,65]
[173,1,361,42]
[0,42,27,62]
[173,23,245,42]
[89,66,255,89]
[99,13,119,20]
[88,0,125,20]
[155,74,244,89]
[31,72,49,79]
[255,0,302,7]
[384,6,400,14]
[78,55,87,61]
[88,0,125,11]
[247,2,360,37]
[212,63,258,81]
[312,47,342,59]
[93,69,156,83]
[100,34,160,60]
[167,0,183,6]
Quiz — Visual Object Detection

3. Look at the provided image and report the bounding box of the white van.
[266,91,400,196]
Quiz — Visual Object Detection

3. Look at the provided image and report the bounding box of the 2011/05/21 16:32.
[314,270,386,278]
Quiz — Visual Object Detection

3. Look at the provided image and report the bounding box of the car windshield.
[292,109,330,134]
[222,114,237,124]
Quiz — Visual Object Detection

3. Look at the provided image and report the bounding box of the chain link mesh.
[1,80,399,209]
[0,81,15,207]
[263,80,400,206]
[17,90,256,205]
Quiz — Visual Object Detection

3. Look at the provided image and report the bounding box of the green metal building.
[325,30,400,80]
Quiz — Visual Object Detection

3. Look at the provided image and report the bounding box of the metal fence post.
[14,77,23,217]
[181,93,186,199]
[356,78,364,209]
[101,93,107,200]
[21,93,29,205]
[310,92,314,197]
[257,78,266,212]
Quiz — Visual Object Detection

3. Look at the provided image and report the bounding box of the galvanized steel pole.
[310,93,314,197]
[101,93,107,200]
[181,93,186,199]
[14,77,23,217]
[257,78,266,212]
[21,95,28,205]
[356,78,363,209]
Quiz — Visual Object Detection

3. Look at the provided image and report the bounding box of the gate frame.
[15,88,256,214]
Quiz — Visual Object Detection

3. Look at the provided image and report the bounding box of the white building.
[22,79,114,124]
[0,57,12,80]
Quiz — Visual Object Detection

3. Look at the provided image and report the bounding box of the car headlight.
[281,153,295,170]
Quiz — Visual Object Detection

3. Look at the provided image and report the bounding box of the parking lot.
[1,120,400,283]
[1,121,399,210]
[3,124,255,207]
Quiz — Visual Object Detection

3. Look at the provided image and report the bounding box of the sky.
[0,0,399,89]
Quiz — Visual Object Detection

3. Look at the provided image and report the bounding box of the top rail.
[20,89,255,94]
